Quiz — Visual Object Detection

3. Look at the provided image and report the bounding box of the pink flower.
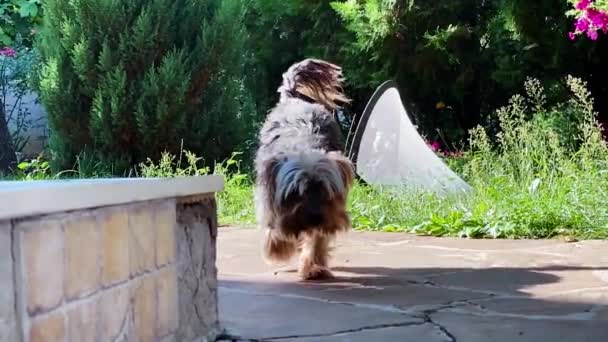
[569,4,608,41]
[428,141,440,152]
[0,47,16,58]
[576,0,592,10]
[575,17,591,32]
[588,9,608,28]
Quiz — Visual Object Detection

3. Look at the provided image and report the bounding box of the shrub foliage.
[36,0,256,171]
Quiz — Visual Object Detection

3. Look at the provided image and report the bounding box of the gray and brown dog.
[254,59,355,280]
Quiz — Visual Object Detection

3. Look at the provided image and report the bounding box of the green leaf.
[18,0,39,18]
[0,27,12,45]
[0,4,10,15]
[355,215,372,227]
[381,224,401,232]
[17,162,29,170]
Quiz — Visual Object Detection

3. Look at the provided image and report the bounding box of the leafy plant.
[14,153,50,180]
[0,0,42,46]
[139,149,210,178]
[1,39,39,172]
[138,149,255,225]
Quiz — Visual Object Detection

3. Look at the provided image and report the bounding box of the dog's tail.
[262,150,354,218]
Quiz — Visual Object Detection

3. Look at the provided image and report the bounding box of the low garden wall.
[0,176,223,342]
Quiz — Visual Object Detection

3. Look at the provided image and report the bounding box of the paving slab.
[220,290,423,341]
[217,228,608,341]
[430,311,607,342]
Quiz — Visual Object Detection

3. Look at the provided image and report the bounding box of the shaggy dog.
[254,59,355,280]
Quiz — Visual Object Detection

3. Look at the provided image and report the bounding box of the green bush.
[36,0,256,172]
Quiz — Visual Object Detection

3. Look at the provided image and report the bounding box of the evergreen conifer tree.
[36,0,255,171]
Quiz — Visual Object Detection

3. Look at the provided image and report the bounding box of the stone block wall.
[0,193,219,342]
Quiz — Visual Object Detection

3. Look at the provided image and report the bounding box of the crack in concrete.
[410,298,495,342]
[442,305,599,321]
[423,315,457,342]
[401,295,495,317]
[430,296,601,322]
[447,293,604,321]
[263,321,437,341]
[221,275,508,297]
[112,301,133,342]
[217,321,439,341]
[419,281,516,298]
[410,278,504,298]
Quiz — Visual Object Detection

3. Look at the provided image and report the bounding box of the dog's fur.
[254,59,355,280]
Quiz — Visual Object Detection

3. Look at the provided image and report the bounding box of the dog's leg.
[263,228,297,264]
[298,232,334,280]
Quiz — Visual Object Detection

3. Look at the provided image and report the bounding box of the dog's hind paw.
[299,264,334,281]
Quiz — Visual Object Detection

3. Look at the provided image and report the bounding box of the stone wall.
[174,196,219,342]
[0,177,222,342]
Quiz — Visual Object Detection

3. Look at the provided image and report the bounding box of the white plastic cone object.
[348,81,472,195]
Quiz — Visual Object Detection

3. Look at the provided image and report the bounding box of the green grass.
[4,76,608,239]
[215,174,608,239]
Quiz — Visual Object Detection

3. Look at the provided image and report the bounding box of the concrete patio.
[216,228,608,342]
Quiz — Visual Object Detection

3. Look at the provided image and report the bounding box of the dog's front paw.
[299,264,334,281]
